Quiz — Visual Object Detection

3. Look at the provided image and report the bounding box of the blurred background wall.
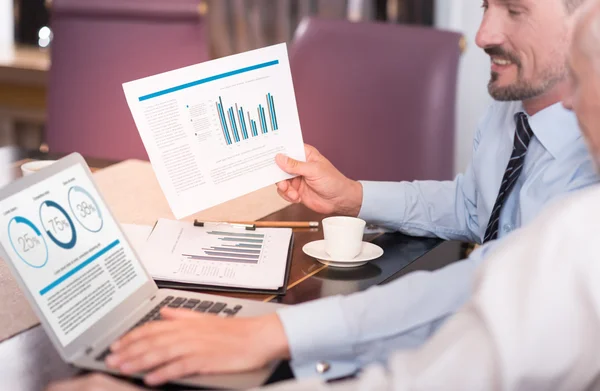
[1,0,488,174]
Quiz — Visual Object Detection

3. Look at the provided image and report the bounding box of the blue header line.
[39,239,120,296]
[138,60,280,101]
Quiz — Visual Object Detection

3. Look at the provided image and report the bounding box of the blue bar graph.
[267,94,277,131]
[260,106,268,134]
[228,108,241,142]
[237,105,248,139]
[216,93,278,145]
[247,112,258,137]
[217,98,232,145]
[268,93,278,130]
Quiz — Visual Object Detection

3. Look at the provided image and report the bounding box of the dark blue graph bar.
[251,119,258,136]
[260,106,268,133]
[237,105,248,139]
[228,108,240,142]
[247,111,257,137]
[139,60,279,101]
[216,102,232,145]
[257,107,264,133]
[266,94,274,131]
[269,93,278,130]
[218,97,232,145]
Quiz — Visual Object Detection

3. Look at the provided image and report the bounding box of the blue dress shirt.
[276,101,600,380]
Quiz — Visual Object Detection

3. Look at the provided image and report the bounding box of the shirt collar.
[516,102,582,158]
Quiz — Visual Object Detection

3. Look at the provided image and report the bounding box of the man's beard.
[485,46,566,101]
[488,68,566,101]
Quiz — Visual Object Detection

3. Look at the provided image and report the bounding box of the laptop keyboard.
[95,296,243,362]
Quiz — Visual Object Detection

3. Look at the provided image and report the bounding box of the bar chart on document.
[171,226,289,290]
[122,44,305,219]
[216,93,279,145]
[141,219,292,290]
[182,229,265,265]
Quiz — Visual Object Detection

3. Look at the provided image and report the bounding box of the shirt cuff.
[276,295,358,380]
[288,359,358,381]
[357,181,406,229]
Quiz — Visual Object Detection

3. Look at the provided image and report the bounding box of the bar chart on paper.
[140,219,293,290]
[123,43,306,219]
[216,93,279,145]
[182,230,265,264]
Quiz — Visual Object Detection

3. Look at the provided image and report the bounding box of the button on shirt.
[276,101,599,380]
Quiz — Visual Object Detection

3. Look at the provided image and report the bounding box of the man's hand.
[46,373,145,391]
[105,309,289,386]
[275,144,363,216]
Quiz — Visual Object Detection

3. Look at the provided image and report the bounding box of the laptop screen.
[0,163,150,346]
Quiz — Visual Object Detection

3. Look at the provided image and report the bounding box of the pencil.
[228,221,319,228]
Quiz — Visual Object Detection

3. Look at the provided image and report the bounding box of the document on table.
[140,219,292,290]
[122,43,305,219]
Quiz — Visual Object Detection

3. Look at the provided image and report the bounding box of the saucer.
[302,240,384,268]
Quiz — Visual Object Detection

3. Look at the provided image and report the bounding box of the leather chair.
[46,0,209,161]
[289,18,463,181]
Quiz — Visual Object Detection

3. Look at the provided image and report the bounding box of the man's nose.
[476,11,505,49]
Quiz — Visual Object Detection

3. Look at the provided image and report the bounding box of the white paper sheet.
[122,43,305,219]
[141,219,292,290]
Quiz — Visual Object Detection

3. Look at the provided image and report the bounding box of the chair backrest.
[47,0,209,161]
[289,18,462,181]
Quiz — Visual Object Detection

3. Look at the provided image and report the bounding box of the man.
[94,0,598,385]
[47,1,600,389]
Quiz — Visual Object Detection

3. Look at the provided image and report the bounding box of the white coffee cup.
[21,160,56,176]
[322,216,366,260]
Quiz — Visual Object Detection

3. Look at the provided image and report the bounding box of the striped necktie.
[483,112,534,243]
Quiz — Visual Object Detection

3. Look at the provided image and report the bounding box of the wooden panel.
[0,83,46,111]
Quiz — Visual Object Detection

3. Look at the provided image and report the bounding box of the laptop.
[0,153,285,389]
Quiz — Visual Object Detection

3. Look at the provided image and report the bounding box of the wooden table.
[0,154,464,390]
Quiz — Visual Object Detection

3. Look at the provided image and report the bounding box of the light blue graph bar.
[248,112,257,136]
[270,94,278,130]
[217,102,232,145]
[251,120,258,136]
[218,97,232,144]
[267,93,276,131]
[231,108,241,141]
[231,108,240,142]
[139,60,279,101]
[258,107,265,133]
[260,106,268,133]
[266,94,274,131]
[237,106,248,139]
[228,108,240,142]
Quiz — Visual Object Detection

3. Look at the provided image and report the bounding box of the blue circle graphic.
[68,186,103,233]
[8,216,49,268]
[39,200,77,249]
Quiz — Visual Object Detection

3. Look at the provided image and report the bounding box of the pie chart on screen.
[8,216,49,268]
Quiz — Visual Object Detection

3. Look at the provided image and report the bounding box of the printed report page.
[122,43,305,219]
[0,164,148,346]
